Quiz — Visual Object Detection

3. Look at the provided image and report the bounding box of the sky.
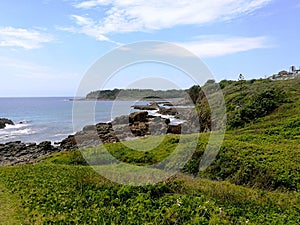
[0,0,299,97]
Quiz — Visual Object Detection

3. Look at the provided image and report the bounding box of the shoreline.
[0,101,197,166]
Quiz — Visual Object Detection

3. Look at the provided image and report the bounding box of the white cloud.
[72,0,272,35]
[178,36,270,57]
[75,0,112,8]
[122,36,270,58]
[59,15,121,44]
[0,27,54,49]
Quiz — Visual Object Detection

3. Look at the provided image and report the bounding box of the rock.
[163,102,174,106]
[131,122,149,136]
[149,117,168,135]
[167,124,181,134]
[158,107,178,115]
[133,102,159,110]
[38,141,53,151]
[0,118,14,129]
[96,123,113,133]
[112,115,129,125]
[59,108,194,150]
[0,140,60,166]
[60,135,78,150]
[129,111,149,123]
[82,125,96,132]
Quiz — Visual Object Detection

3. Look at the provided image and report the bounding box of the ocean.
[0,97,144,144]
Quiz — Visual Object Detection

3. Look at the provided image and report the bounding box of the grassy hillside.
[0,78,299,224]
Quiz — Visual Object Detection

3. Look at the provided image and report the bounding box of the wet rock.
[0,118,14,129]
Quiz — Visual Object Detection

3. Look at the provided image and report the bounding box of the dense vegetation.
[86,88,186,100]
[0,78,299,224]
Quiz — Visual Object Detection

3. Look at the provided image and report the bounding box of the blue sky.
[0,0,299,96]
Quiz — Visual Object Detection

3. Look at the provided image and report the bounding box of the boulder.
[112,115,129,125]
[158,107,178,115]
[133,102,159,110]
[167,124,181,134]
[129,111,149,123]
[82,125,96,132]
[60,135,78,150]
[0,118,14,129]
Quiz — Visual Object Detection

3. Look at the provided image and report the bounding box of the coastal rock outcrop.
[60,111,183,149]
[0,141,61,166]
[0,118,14,129]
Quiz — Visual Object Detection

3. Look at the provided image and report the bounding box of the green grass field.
[0,78,299,224]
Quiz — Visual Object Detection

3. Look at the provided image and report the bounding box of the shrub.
[228,87,287,128]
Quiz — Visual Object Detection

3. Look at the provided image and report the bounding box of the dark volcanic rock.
[0,118,14,129]
[0,140,61,166]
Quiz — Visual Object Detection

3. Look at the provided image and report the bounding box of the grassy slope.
[0,183,24,225]
[0,78,299,224]
[202,79,300,191]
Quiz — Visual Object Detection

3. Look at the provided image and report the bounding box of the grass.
[0,183,25,225]
[0,162,299,224]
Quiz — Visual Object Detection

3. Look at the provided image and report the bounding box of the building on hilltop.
[290,65,300,75]
[269,65,300,80]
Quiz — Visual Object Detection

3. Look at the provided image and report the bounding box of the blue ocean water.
[0,98,140,144]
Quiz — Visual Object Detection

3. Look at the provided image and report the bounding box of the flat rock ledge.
[0,141,61,166]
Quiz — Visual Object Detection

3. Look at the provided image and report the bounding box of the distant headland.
[84,88,187,100]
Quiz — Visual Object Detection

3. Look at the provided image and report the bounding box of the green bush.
[228,87,287,128]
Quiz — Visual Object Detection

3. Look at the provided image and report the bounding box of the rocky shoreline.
[0,102,200,166]
[0,141,61,166]
[59,111,187,150]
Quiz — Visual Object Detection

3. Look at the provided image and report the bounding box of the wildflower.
[176,198,181,206]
